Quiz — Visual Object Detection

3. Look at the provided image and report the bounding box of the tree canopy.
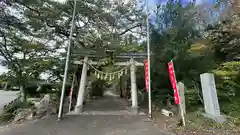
[0,0,240,120]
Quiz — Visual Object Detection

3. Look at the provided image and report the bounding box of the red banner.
[144,59,149,92]
[69,87,73,100]
[168,60,180,105]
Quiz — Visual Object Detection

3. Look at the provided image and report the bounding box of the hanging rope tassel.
[94,71,97,77]
[97,72,100,79]
[112,73,115,80]
[100,73,104,80]
[125,68,128,75]
[109,73,112,81]
[120,70,123,76]
[104,73,108,80]
[118,72,121,79]
[86,61,132,81]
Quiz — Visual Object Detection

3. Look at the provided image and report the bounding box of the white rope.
[81,60,132,81]
[77,59,131,74]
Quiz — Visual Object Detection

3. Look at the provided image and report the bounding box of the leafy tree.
[205,12,240,115]
[0,1,57,101]
[19,0,145,50]
[15,0,146,84]
[206,14,240,61]
[148,0,214,106]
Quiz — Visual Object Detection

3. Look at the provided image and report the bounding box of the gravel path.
[0,96,172,135]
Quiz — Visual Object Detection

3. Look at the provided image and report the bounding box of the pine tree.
[0,0,57,101]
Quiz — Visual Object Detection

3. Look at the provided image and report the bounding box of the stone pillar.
[130,58,138,114]
[75,57,88,113]
[200,73,225,123]
[177,82,186,115]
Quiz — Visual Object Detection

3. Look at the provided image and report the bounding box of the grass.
[151,104,240,135]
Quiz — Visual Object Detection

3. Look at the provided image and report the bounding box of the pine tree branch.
[45,20,87,48]
[0,32,13,64]
[119,23,142,36]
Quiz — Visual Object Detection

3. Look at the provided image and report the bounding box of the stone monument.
[200,73,226,123]
[177,82,186,115]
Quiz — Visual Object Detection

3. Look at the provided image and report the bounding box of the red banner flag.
[144,59,149,92]
[168,60,180,105]
[69,87,73,100]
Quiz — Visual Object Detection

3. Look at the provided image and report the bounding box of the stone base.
[131,106,139,115]
[74,105,84,114]
[202,113,226,123]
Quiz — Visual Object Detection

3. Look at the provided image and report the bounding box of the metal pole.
[146,0,152,118]
[58,0,77,120]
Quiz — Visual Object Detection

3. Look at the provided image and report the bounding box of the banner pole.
[57,0,77,120]
[146,0,152,118]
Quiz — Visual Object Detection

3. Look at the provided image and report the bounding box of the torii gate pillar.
[130,58,139,114]
[75,56,88,113]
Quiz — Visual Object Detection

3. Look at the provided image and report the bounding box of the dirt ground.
[0,96,173,135]
[151,109,240,135]
[2,95,239,135]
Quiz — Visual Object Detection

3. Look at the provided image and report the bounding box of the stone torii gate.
[72,52,146,114]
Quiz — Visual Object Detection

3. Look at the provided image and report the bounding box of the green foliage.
[21,0,144,50]
[148,1,213,105]
[0,0,59,101]
[144,1,240,120]
[1,0,240,123]
[91,79,105,97]
[26,84,56,98]
[212,61,240,115]
[206,14,240,61]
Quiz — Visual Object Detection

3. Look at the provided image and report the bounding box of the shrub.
[0,99,33,123]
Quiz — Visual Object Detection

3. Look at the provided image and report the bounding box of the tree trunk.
[3,82,8,91]
[20,85,26,102]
